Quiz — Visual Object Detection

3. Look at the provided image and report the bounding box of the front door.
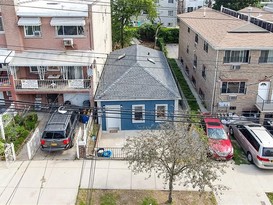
[105,105,121,131]
[257,81,270,103]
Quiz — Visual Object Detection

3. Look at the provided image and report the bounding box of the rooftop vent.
[147,58,155,64]
[117,53,126,60]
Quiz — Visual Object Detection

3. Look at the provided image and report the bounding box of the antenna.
[117,53,126,60]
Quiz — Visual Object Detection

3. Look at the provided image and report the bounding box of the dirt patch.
[76,189,216,205]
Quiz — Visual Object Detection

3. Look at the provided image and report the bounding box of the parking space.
[17,112,85,161]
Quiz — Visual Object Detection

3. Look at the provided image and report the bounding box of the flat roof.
[9,50,94,66]
[17,0,90,17]
[178,8,273,50]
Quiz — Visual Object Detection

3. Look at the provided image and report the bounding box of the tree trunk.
[120,18,124,48]
[168,175,174,203]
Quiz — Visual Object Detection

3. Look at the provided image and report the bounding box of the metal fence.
[94,147,126,159]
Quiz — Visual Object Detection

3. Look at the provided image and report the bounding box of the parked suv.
[201,117,233,160]
[40,110,78,151]
[229,121,273,169]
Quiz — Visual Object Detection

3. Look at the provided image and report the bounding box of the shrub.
[158,27,179,43]
[24,121,36,131]
[25,113,38,124]
[14,114,24,125]
[4,124,18,142]
[100,193,117,205]
[138,23,157,41]
[141,196,158,205]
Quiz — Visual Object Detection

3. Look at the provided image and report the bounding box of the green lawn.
[266,193,273,204]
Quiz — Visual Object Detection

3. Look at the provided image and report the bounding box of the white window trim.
[29,66,38,73]
[24,26,41,37]
[132,104,145,123]
[155,104,168,122]
[55,26,84,37]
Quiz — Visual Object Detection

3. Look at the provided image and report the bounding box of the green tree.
[213,0,260,11]
[111,0,157,48]
[123,122,227,203]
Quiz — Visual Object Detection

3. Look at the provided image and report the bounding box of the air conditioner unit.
[33,31,41,37]
[230,64,241,70]
[228,95,237,101]
[63,38,73,47]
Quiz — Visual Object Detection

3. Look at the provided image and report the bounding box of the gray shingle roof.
[95,45,181,101]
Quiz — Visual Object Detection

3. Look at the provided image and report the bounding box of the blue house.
[95,45,181,131]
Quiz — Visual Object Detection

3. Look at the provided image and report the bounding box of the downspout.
[211,50,219,114]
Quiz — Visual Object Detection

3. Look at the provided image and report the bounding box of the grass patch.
[230,135,249,165]
[76,189,217,205]
[167,58,199,111]
[266,193,273,204]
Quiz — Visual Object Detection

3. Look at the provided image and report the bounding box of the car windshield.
[207,128,228,140]
[42,131,65,139]
[262,147,273,157]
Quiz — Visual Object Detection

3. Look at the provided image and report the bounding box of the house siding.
[100,100,176,131]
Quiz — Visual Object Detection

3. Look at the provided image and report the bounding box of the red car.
[202,117,233,160]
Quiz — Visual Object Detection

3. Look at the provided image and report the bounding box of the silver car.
[229,121,273,169]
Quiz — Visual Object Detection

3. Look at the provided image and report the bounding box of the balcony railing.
[14,79,91,91]
[223,56,249,63]
[258,57,273,63]
[255,94,273,112]
[0,77,11,87]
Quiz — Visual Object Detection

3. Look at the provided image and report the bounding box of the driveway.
[166,43,178,59]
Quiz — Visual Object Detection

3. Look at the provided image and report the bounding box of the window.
[24,26,41,37]
[186,45,189,53]
[185,66,189,75]
[221,82,246,94]
[203,41,208,53]
[132,105,145,123]
[168,11,174,16]
[202,65,206,79]
[259,50,273,63]
[229,106,236,110]
[48,66,60,71]
[193,54,197,68]
[195,34,198,44]
[187,7,193,12]
[188,27,190,33]
[168,23,173,27]
[29,66,38,72]
[0,17,4,32]
[56,26,84,36]
[224,50,249,63]
[191,76,196,87]
[168,0,174,3]
[199,88,205,100]
[155,104,168,121]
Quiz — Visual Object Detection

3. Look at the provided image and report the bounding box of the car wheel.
[229,127,234,136]
[247,152,253,163]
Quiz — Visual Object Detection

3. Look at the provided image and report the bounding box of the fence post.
[0,114,5,140]
[11,143,16,161]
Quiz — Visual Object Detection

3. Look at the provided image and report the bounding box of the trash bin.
[97,148,104,157]
[102,150,112,158]
[81,115,89,123]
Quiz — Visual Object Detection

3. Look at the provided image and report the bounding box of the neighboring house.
[95,45,181,131]
[0,0,112,108]
[133,0,178,27]
[177,0,205,14]
[178,8,273,122]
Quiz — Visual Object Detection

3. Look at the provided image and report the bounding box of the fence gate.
[4,143,16,162]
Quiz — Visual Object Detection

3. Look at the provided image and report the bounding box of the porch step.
[109,129,119,133]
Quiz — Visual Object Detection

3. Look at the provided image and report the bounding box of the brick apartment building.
[0,0,111,109]
[178,8,273,122]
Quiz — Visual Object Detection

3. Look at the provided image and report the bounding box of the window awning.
[18,17,41,26]
[50,17,85,26]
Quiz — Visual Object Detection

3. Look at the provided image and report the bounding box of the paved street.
[0,158,273,205]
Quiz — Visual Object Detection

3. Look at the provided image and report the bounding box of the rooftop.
[17,0,91,17]
[95,45,181,101]
[178,8,273,50]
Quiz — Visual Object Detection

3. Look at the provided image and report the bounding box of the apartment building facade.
[177,0,205,14]
[133,0,178,27]
[0,0,111,108]
[178,8,273,121]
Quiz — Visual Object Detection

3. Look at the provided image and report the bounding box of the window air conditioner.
[33,31,41,37]
[63,38,73,47]
[230,64,241,70]
[228,95,237,101]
